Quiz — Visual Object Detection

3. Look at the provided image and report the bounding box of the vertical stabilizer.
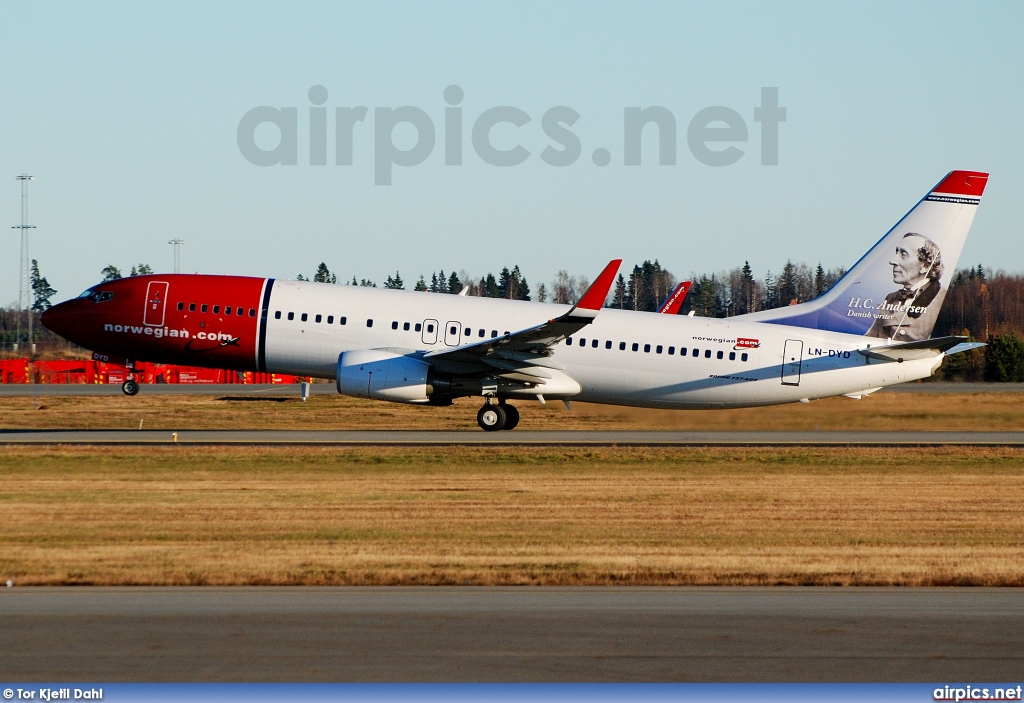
[737,171,988,341]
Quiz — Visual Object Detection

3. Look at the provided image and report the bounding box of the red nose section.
[40,300,78,341]
[41,274,269,371]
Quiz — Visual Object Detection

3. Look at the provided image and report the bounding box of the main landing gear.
[121,379,140,396]
[476,401,520,431]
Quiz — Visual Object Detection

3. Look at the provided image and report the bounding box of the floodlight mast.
[12,174,36,353]
[168,238,185,273]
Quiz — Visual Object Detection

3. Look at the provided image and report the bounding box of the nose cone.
[40,300,79,342]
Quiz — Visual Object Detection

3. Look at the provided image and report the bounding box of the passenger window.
[717,350,724,359]
[729,351,736,360]
[668,346,675,355]
[605,340,612,349]
[504,331,510,336]
[301,313,308,322]
[189,303,196,312]
[491,330,498,338]
[213,305,220,314]
[705,349,712,358]
[619,342,626,350]
[403,322,410,331]
[478,329,485,337]
[450,325,457,335]
[201,304,208,313]
[414,322,420,331]
[341,316,347,325]
[177,302,184,311]
[274,311,281,319]
[288,312,295,321]
[656,345,663,354]
[680,347,687,356]
[367,319,374,327]
[566,338,573,345]
[592,339,599,348]
[225,307,233,315]
[248,308,255,317]
[692,348,699,357]
[328,315,334,324]
[315,314,322,323]
[579,338,586,347]
[392,321,399,330]
[465,328,472,336]
[426,323,433,332]
[632,343,639,352]
[741,352,748,362]
[644,344,651,353]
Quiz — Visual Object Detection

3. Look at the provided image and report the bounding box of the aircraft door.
[444,321,462,346]
[143,281,169,327]
[421,319,438,345]
[781,339,803,386]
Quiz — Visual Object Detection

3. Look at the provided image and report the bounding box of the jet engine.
[336,350,433,404]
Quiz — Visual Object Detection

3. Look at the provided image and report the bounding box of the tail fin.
[737,170,988,341]
[658,281,691,314]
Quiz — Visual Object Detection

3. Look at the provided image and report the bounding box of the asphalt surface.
[1,382,1023,396]
[3,429,1024,445]
[1,587,1020,682]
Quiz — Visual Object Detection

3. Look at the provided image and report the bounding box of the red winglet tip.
[932,170,989,197]
[574,259,622,311]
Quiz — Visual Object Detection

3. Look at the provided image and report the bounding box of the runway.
[1,587,1020,681]
[3,428,1024,445]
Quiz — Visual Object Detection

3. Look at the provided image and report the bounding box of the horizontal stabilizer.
[858,335,970,362]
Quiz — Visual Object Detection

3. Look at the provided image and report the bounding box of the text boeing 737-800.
[42,170,988,431]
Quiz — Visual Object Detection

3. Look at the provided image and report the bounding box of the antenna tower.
[11,174,36,352]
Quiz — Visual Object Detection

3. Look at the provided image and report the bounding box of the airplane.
[41,170,988,431]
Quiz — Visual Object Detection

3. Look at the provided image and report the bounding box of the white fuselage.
[263,281,937,409]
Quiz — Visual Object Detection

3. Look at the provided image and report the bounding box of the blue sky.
[2,1,1022,304]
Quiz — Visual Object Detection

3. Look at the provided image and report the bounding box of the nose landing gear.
[121,379,140,396]
[476,401,520,431]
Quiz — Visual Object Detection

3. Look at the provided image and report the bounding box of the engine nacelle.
[336,350,432,404]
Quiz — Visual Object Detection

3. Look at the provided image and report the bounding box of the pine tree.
[611,274,627,309]
[482,273,500,298]
[384,271,404,290]
[130,263,152,276]
[313,262,337,284]
[814,263,826,298]
[447,271,462,295]
[30,259,57,312]
[101,265,122,281]
[414,275,428,292]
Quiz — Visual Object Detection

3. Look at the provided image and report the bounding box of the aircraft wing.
[857,335,975,362]
[422,259,621,378]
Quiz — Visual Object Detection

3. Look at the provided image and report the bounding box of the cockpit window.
[78,289,114,303]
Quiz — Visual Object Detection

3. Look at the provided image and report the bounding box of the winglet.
[658,280,692,314]
[572,259,622,312]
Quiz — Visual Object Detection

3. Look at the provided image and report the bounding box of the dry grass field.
[1,388,1024,431]
[1,445,1022,587]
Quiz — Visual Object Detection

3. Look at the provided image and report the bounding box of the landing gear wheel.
[477,404,507,432]
[500,403,520,430]
[122,379,140,396]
